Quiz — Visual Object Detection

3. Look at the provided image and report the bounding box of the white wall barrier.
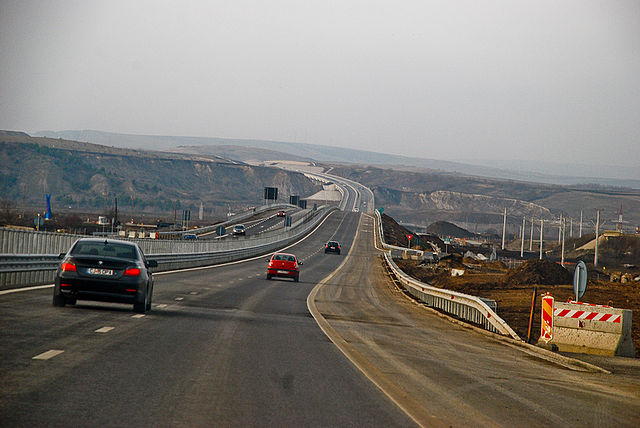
[544,300,635,357]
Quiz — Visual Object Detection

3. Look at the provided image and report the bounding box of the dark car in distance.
[325,241,341,254]
[53,238,157,313]
[232,224,246,236]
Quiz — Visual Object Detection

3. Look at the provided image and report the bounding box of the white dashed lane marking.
[175,297,184,301]
[33,350,64,360]
[156,304,168,308]
[95,326,114,333]
[132,314,146,319]
[190,291,198,295]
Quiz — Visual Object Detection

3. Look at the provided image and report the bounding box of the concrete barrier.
[545,300,635,357]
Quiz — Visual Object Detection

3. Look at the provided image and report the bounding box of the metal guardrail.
[0,206,335,289]
[374,210,520,340]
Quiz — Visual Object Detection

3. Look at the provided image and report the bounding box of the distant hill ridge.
[0,132,319,215]
[32,129,640,188]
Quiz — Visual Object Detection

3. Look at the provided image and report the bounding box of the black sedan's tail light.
[61,261,77,272]
[124,267,141,277]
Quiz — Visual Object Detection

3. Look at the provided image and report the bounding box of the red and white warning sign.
[540,294,554,343]
[554,307,621,323]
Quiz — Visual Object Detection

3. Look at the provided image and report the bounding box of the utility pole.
[22,183,26,217]
[501,207,507,250]
[558,213,563,244]
[579,210,583,238]
[539,219,544,260]
[594,210,600,266]
[561,217,566,267]
[520,217,525,258]
[529,215,534,251]
[570,217,573,238]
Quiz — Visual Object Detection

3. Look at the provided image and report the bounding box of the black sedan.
[53,238,157,313]
[324,241,341,254]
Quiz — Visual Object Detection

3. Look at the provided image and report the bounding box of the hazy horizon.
[1,1,639,168]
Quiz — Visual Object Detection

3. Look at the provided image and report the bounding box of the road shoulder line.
[307,214,434,428]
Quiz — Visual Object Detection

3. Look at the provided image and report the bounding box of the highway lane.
[199,208,297,240]
[0,211,414,426]
[312,213,640,426]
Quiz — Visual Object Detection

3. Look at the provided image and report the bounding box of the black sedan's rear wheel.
[145,288,153,311]
[134,291,147,314]
[52,291,66,307]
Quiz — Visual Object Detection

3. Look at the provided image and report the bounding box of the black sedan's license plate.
[87,268,114,276]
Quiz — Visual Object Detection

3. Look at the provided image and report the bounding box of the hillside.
[171,144,313,163]
[329,164,640,235]
[0,135,320,216]
[33,130,640,188]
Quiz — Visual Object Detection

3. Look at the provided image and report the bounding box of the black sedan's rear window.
[71,242,139,260]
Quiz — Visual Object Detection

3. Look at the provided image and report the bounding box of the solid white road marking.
[131,314,145,318]
[95,326,115,333]
[33,349,64,360]
[0,284,53,296]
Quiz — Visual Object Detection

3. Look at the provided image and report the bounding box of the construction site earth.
[381,214,640,357]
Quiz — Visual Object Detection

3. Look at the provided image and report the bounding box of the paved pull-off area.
[312,214,640,427]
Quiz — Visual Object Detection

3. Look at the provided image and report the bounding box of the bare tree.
[0,199,18,226]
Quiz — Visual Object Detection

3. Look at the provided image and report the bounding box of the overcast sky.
[1,0,638,167]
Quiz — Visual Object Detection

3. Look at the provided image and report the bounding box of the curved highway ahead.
[1,210,639,426]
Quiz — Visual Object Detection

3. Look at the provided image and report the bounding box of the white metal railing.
[374,210,520,340]
[373,210,424,257]
[0,206,335,289]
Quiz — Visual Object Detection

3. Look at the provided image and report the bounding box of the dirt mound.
[506,260,572,285]
[427,221,476,238]
[485,260,508,271]
[381,213,414,247]
[438,257,465,269]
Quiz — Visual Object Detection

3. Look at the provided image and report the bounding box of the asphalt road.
[2,208,639,426]
[313,213,640,427]
[0,211,413,427]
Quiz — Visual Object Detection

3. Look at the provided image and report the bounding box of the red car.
[276,210,286,217]
[266,252,302,282]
